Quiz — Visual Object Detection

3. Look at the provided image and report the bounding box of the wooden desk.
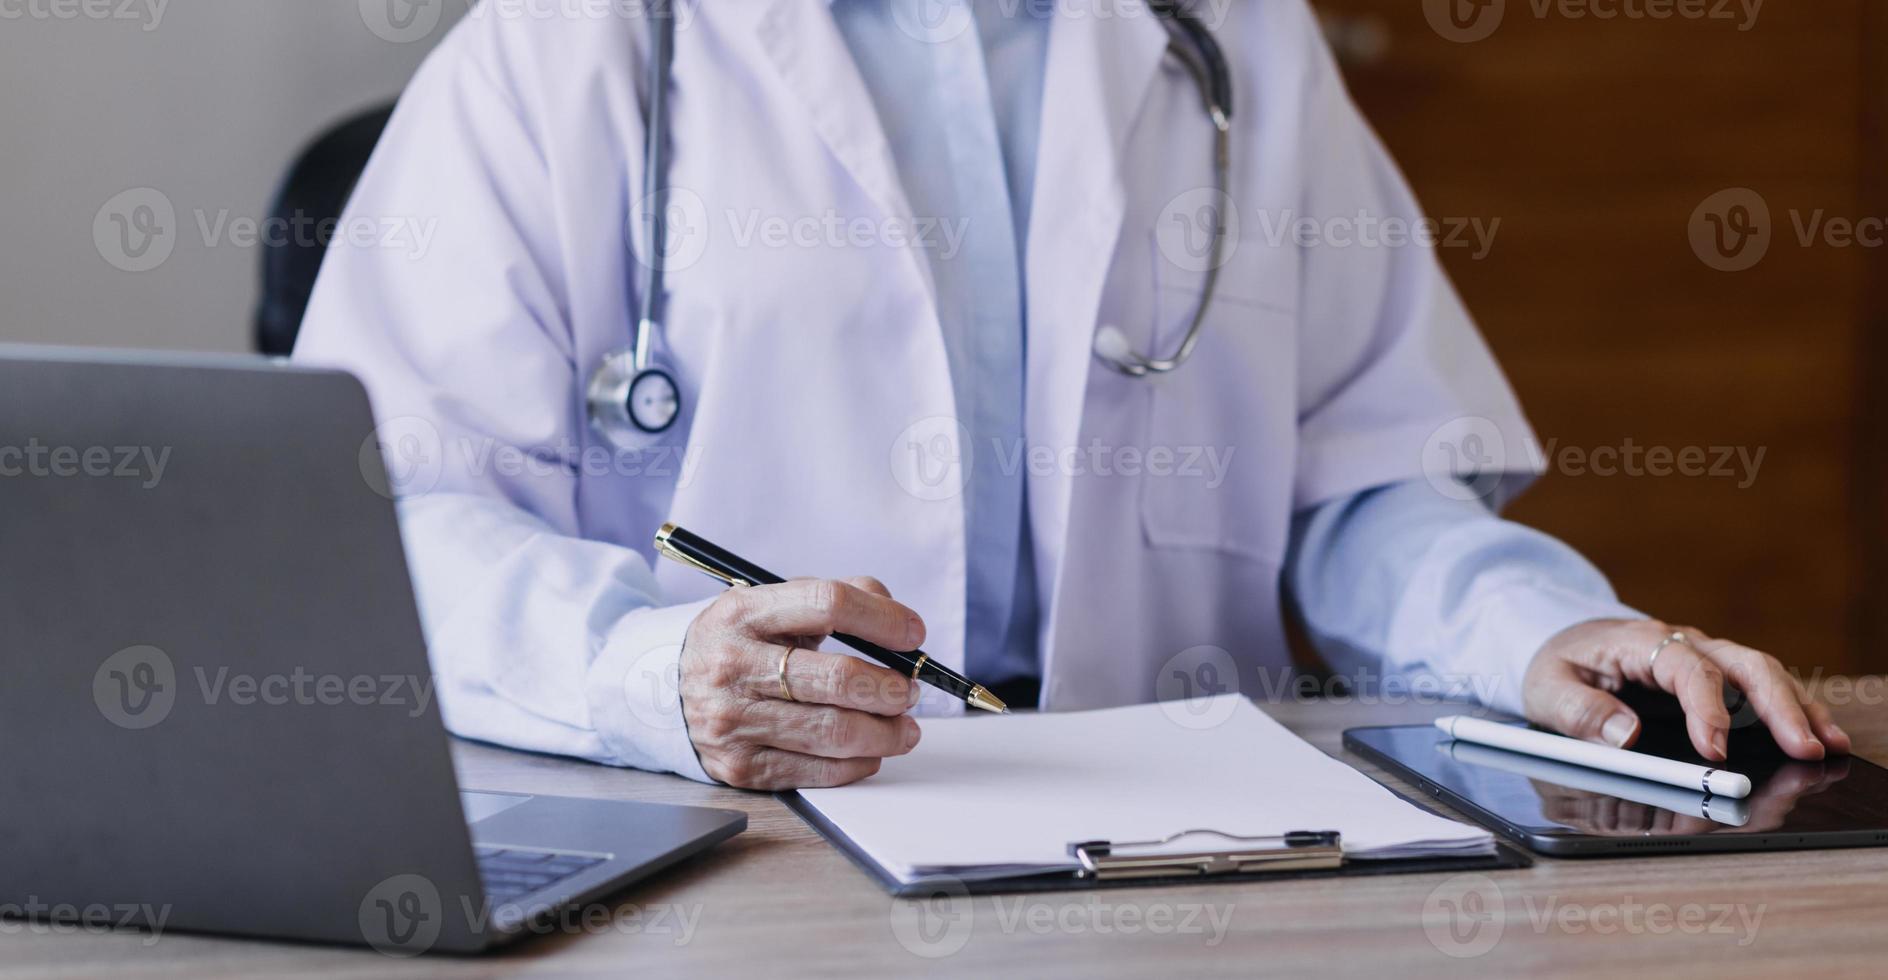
[8,691,1888,979]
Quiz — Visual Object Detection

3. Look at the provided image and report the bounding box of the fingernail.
[905,616,923,648]
[904,719,922,750]
[1601,714,1637,747]
[1830,723,1851,744]
[906,680,921,708]
[1712,730,1728,759]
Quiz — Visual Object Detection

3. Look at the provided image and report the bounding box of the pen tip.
[967,687,1008,714]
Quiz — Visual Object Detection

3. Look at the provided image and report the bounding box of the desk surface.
[9,691,1888,979]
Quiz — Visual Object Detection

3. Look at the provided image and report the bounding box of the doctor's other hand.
[1522,619,1850,763]
[678,576,924,790]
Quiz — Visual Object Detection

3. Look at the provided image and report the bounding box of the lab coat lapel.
[1026,6,1168,676]
[750,0,938,305]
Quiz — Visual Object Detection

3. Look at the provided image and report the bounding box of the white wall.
[0,0,467,352]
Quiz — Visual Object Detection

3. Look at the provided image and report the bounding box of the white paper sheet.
[795,695,1493,883]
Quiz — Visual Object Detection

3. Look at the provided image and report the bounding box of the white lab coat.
[296,0,1542,781]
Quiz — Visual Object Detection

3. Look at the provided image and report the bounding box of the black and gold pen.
[653,523,1009,713]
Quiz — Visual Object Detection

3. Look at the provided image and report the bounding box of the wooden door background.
[1311,0,1883,675]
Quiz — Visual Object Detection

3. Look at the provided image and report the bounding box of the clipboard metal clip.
[1067,829,1343,881]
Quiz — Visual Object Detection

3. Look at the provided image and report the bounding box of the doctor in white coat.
[297,0,1844,789]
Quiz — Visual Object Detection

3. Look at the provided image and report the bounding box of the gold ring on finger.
[778,646,798,702]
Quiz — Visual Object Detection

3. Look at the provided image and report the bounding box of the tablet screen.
[1348,721,1888,840]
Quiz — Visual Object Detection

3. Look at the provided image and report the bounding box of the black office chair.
[254,103,396,357]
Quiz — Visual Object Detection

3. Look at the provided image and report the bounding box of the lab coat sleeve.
[1288,9,1538,512]
[1285,481,1643,716]
[1281,11,1639,712]
[292,20,713,781]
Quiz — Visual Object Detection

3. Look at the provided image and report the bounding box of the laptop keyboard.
[474,845,608,903]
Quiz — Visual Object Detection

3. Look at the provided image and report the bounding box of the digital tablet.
[1344,709,1888,856]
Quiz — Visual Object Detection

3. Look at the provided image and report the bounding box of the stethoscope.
[586,0,1235,450]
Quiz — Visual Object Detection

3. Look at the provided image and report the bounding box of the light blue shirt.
[832,0,1050,687]
[834,0,1636,697]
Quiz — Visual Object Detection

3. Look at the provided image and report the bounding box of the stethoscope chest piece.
[587,346,682,447]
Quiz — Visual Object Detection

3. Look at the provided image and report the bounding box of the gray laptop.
[0,346,744,954]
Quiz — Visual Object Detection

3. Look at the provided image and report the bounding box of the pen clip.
[654,528,751,588]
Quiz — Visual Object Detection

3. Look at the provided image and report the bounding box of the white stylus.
[1434,715,1754,799]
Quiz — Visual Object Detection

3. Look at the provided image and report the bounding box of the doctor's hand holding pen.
[678,577,926,790]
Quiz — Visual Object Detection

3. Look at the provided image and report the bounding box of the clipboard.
[779,790,1532,897]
